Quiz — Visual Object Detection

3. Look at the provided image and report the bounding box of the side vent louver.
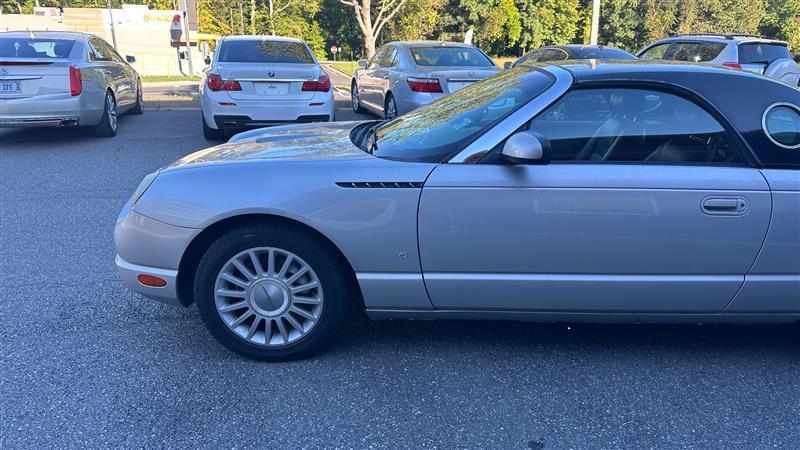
[336,182,423,189]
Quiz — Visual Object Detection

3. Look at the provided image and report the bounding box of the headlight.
[130,171,158,206]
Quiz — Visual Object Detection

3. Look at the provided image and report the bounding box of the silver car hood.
[166,122,370,169]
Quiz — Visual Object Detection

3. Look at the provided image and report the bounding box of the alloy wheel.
[107,94,117,131]
[214,247,324,347]
[351,87,360,112]
[385,96,397,119]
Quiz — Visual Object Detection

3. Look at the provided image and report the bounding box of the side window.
[528,88,744,164]
[638,43,670,60]
[368,47,387,69]
[544,48,570,61]
[664,42,702,62]
[699,42,726,62]
[381,47,398,68]
[88,39,113,62]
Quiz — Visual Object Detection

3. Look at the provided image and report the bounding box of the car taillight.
[69,66,82,96]
[207,73,241,91]
[723,62,742,69]
[407,77,442,93]
[302,74,331,92]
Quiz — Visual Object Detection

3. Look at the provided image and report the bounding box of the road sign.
[170,14,182,43]
[330,46,338,54]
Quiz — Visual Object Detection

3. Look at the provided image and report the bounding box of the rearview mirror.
[204,55,212,65]
[504,61,513,70]
[357,59,368,69]
[502,131,551,164]
[125,55,136,63]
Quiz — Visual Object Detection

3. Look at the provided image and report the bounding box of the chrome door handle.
[702,196,748,215]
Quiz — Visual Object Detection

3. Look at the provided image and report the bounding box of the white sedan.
[200,36,334,140]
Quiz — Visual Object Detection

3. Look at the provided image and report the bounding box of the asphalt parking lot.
[1,84,799,448]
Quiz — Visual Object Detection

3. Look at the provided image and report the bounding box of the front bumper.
[116,255,181,306]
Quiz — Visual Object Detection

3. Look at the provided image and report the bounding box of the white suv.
[638,34,799,87]
[200,36,334,140]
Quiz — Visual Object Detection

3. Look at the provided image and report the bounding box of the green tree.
[385,0,446,41]
[516,0,580,53]
[761,0,800,51]
[460,0,522,54]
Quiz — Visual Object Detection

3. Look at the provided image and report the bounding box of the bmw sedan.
[0,31,142,136]
[200,36,334,140]
[116,61,800,360]
[351,41,500,118]
[508,44,637,68]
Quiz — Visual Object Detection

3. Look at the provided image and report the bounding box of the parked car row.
[349,35,798,119]
[0,31,142,136]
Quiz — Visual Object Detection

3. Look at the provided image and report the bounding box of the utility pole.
[106,0,118,49]
[589,0,600,45]
[179,0,194,76]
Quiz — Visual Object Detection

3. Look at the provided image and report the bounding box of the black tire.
[351,81,366,113]
[93,91,118,137]
[130,80,143,115]
[194,223,349,361]
[202,112,225,140]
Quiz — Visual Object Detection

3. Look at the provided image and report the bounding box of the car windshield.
[370,67,554,163]
[218,40,313,64]
[0,37,76,58]
[411,46,494,67]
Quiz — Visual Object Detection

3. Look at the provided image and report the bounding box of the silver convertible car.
[0,31,142,136]
[116,61,800,360]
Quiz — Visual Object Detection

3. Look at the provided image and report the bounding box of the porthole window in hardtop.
[763,104,800,149]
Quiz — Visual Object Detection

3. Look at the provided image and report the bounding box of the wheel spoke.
[292,295,322,305]
[276,318,289,343]
[290,306,316,320]
[290,281,318,294]
[229,311,253,329]
[221,273,249,289]
[277,255,293,279]
[248,250,264,276]
[232,259,256,281]
[219,300,248,312]
[285,266,309,285]
[217,288,247,298]
[267,249,276,275]
[284,313,304,334]
[246,317,261,340]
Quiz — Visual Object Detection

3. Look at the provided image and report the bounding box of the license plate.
[0,81,21,94]
[254,82,289,95]
[448,81,475,92]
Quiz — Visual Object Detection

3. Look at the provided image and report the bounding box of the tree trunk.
[250,0,256,34]
[364,35,376,59]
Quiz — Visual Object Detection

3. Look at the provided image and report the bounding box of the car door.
[88,38,130,105]
[418,85,772,313]
[359,46,388,110]
[373,46,398,109]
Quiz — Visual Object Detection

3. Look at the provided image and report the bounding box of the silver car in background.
[351,41,500,118]
[0,31,142,136]
[638,33,800,87]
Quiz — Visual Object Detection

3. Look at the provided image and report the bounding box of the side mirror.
[204,55,212,65]
[504,61,513,70]
[357,59,368,69]
[502,131,551,164]
[125,55,136,63]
